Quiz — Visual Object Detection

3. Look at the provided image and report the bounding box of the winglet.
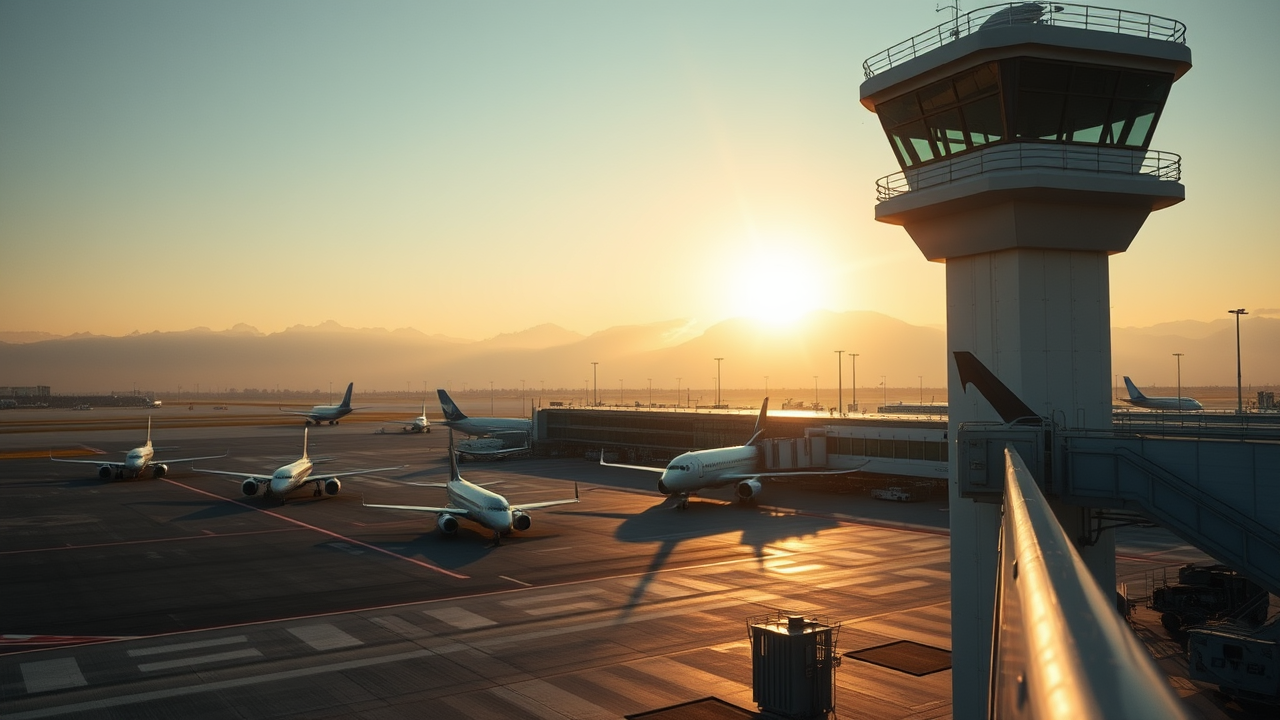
[340,382,354,408]
[599,449,606,465]
[302,427,310,460]
[448,430,461,482]
[745,397,769,446]
[146,416,152,446]
[953,352,1038,423]
[574,482,579,500]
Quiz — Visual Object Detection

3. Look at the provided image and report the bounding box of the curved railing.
[874,144,1181,201]
[863,3,1186,78]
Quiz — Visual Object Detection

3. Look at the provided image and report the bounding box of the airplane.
[1122,376,1203,411]
[364,430,578,543]
[436,388,531,458]
[600,397,865,508]
[51,417,226,480]
[385,399,431,433]
[280,382,363,425]
[193,428,402,502]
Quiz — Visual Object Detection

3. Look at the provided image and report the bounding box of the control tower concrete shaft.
[858,4,1190,717]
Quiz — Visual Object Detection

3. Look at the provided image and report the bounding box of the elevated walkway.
[960,423,1280,597]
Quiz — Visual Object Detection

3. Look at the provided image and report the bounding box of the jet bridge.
[959,421,1280,598]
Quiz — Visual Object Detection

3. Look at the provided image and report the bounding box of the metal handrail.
[875,143,1180,201]
[863,3,1186,78]
[990,446,1189,719]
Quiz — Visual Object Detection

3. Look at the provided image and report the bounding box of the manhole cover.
[844,640,952,676]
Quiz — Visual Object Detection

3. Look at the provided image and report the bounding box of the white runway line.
[499,588,608,607]
[137,649,263,673]
[288,624,363,651]
[369,615,432,639]
[127,635,249,657]
[20,658,87,693]
[422,606,497,629]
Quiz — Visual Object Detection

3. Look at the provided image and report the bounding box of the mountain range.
[0,311,1275,394]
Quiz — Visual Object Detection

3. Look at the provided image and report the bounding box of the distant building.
[0,386,51,398]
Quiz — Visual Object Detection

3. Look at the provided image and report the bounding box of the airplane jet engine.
[512,511,532,531]
[437,513,460,535]
[324,478,341,496]
[98,466,114,480]
[735,479,762,501]
[241,478,259,496]
[151,464,168,478]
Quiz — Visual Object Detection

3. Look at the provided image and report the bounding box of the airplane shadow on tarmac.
[566,496,839,618]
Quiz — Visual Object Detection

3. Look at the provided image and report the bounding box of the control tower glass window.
[877,62,1003,168]
[1008,59,1171,148]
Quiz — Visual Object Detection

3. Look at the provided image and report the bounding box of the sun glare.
[730,248,824,327]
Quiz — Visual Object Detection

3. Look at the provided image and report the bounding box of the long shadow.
[567,495,838,618]
[126,499,257,522]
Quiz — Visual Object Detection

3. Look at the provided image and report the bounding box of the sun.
[728,248,825,327]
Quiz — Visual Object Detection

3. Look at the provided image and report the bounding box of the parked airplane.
[364,431,578,543]
[436,388,531,457]
[281,382,362,424]
[1122,376,1203,411]
[193,428,402,502]
[51,417,225,480]
[386,399,431,433]
[600,397,864,508]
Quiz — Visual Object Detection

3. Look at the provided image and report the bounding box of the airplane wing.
[155,452,228,464]
[192,467,273,481]
[308,465,406,482]
[363,502,474,519]
[50,456,122,468]
[513,483,580,511]
[599,451,664,473]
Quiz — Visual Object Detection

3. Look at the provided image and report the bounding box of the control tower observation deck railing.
[874,143,1180,201]
[863,2,1186,78]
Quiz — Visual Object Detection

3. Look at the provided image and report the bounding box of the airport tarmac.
[0,415,1253,719]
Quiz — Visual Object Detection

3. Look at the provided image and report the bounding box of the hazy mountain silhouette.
[0,314,1275,394]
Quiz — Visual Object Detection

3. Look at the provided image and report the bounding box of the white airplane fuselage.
[657,445,759,496]
[123,444,155,474]
[446,480,516,535]
[305,405,352,423]
[270,458,314,496]
[444,416,530,438]
[1122,397,1203,411]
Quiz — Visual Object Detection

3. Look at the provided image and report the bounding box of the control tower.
[858,4,1190,716]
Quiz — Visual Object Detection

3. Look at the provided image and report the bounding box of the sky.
[2,0,1278,340]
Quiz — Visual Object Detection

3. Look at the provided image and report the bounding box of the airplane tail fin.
[339,382,354,408]
[302,427,310,460]
[437,389,469,422]
[1123,376,1146,401]
[447,430,462,482]
[745,397,769,446]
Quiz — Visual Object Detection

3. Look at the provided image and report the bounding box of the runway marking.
[501,679,614,720]
[531,546,573,554]
[422,607,497,629]
[653,576,729,594]
[127,635,249,657]
[499,575,532,587]
[2,649,434,719]
[858,579,933,596]
[137,649,263,673]
[160,478,468,579]
[499,588,607,607]
[0,528,301,556]
[369,615,431,639]
[522,601,605,616]
[288,624,362,651]
[469,599,743,649]
[20,658,86,693]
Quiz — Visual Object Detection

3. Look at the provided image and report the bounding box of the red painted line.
[0,528,302,556]
[162,479,469,579]
[0,634,137,645]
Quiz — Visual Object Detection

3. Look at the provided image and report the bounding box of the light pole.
[850,354,859,414]
[919,375,924,404]
[1172,351,1182,412]
[714,358,724,407]
[764,376,769,399]
[881,375,887,409]
[619,379,623,406]
[489,380,494,416]
[813,376,819,412]
[521,379,525,411]
[1229,308,1247,414]
[591,362,598,407]
[835,350,844,417]
[676,377,681,408]
[648,378,652,409]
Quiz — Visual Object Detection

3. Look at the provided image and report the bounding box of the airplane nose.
[657,478,671,495]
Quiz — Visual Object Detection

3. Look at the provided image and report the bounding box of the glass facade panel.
[1016,91,1066,140]
[919,79,959,113]
[955,63,999,102]
[962,95,1004,145]
[1116,72,1171,102]
[1123,105,1157,146]
[878,93,922,127]
[1020,60,1071,92]
[928,109,967,156]
[1070,66,1117,96]
[1066,95,1111,143]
